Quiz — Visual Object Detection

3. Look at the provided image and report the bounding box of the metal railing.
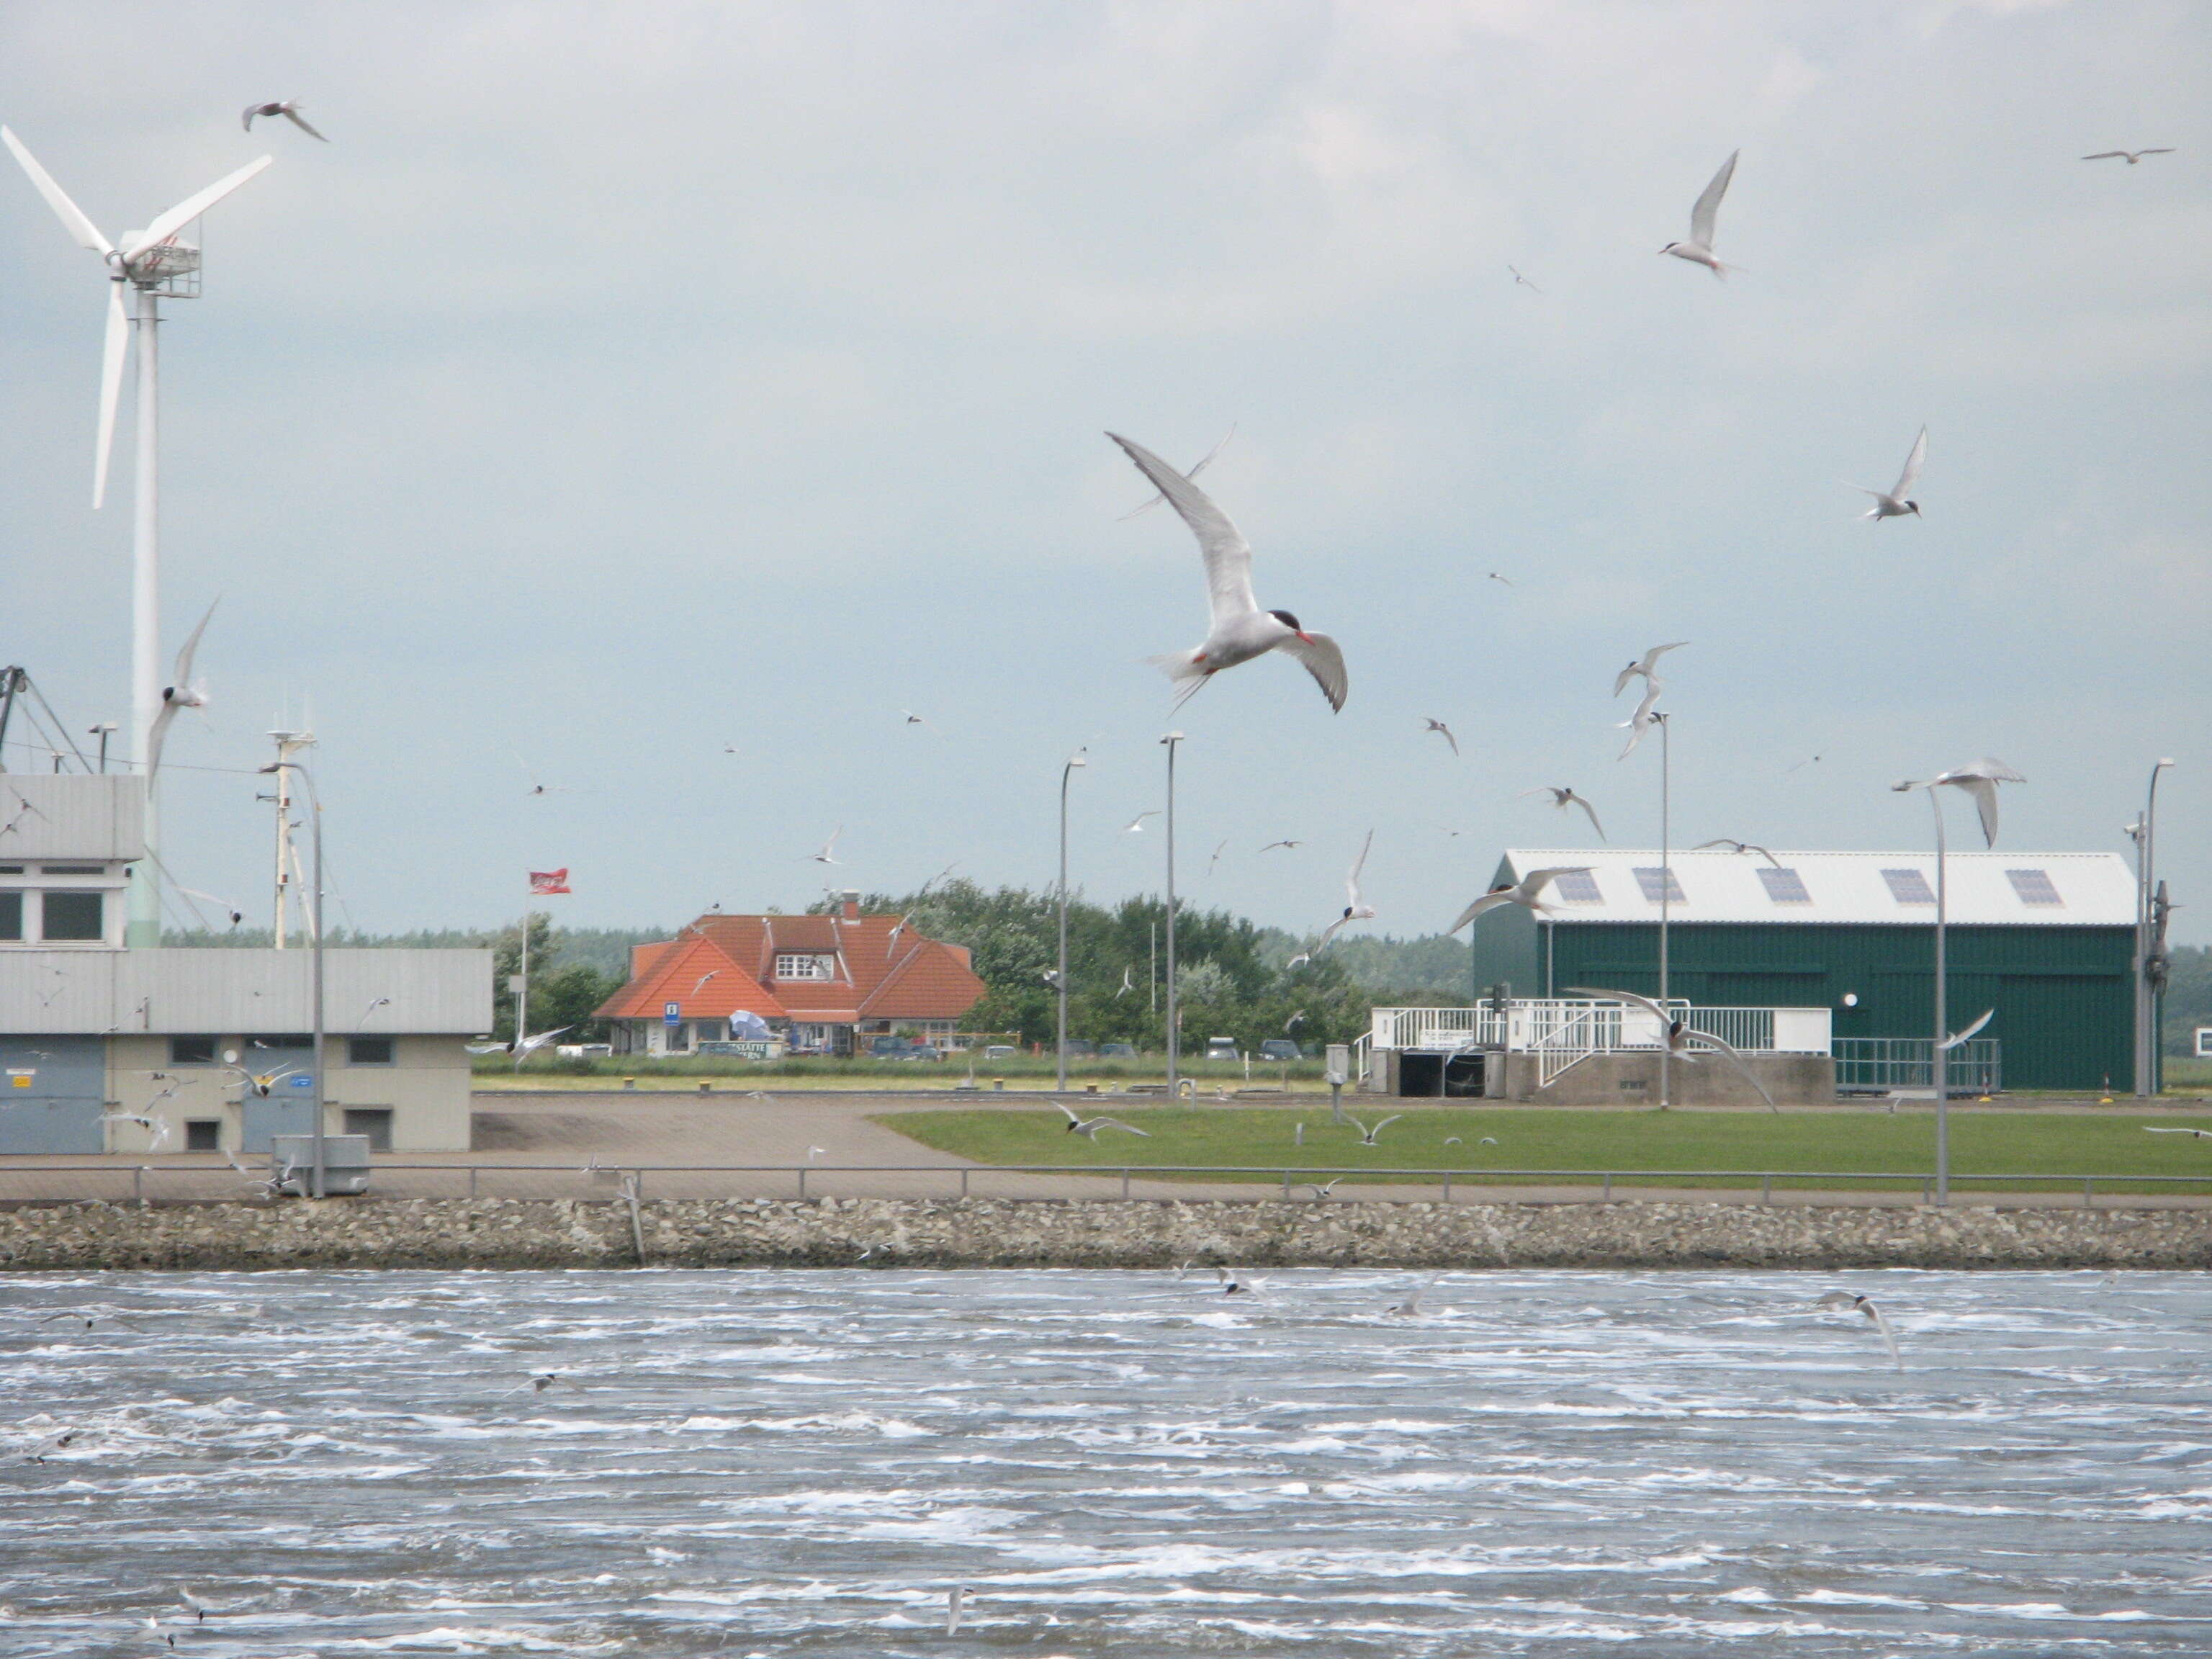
[1,1160,2203,1208]
[1835,1038,2002,1094]
[1371,1002,1825,1058]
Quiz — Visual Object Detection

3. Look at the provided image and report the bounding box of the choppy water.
[3,1269,2208,1656]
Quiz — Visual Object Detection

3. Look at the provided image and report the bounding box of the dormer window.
[774,953,834,981]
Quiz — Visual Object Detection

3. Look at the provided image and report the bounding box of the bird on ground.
[1305,830,1378,955]
[901,710,938,733]
[242,100,326,139]
[1346,1113,1401,1146]
[1694,837,1780,866]
[1507,265,1542,293]
[1617,685,1664,760]
[1258,839,1302,853]
[1123,811,1160,834]
[145,601,217,780]
[1422,718,1460,756]
[2082,148,2173,164]
[1058,1105,1150,1139]
[1815,1291,1902,1370]
[178,887,244,927]
[1613,641,1688,697]
[1848,426,1928,521]
[1110,432,1348,712]
[503,1372,577,1397]
[1522,786,1605,840]
[1116,965,1136,999]
[1207,837,1228,877]
[2144,1126,2212,1138]
[1941,1009,1995,1051]
[1660,150,1740,277]
[945,1586,967,1635]
[1449,866,1594,932]
[1119,424,1235,520]
[1566,987,1776,1110]
[805,827,842,864]
[1894,758,2026,847]
[225,1064,300,1099]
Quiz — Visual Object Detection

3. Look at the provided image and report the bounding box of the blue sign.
[288,1073,314,1089]
[663,1002,682,1025]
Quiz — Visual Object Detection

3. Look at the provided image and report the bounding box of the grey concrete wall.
[1500,1051,1835,1107]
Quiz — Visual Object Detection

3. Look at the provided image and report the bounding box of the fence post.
[1921,1176,1931,1205]
[1442,1172,1452,1205]
[134,1166,145,1208]
[798,1166,807,1200]
[1281,1169,1291,1199]
[468,1166,478,1200]
[1602,1172,1612,1203]
[2082,1176,2093,1209]
[1121,1168,1130,1200]
[1760,1173,1772,1206]
[959,1167,969,1198]
[633,1169,646,1201]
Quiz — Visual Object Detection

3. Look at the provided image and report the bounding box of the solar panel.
[1550,869,1602,903]
[1755,866,1811,904]
[1881,868,1936,905]
[2005,868,2063,907]
[1632,866,1685,903]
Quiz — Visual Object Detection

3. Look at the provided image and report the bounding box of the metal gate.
[1834,1038,2000,1094]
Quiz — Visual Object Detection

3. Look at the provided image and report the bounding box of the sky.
[1,0,2206,945]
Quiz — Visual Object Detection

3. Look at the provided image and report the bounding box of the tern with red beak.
[1109,433,1347,712]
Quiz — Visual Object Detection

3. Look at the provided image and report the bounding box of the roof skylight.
[2005,868,2063,907]
[1755,866,1812,904]
[1632,867,1685,904]
[1881,868,1936,905]
[1550,869,1603,904]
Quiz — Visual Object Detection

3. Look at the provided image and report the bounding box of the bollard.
[797,1166,807,1200]
[622,1077,636,1090]
[959,1167,970,1198]
[2083,1176,2094,1209]
[1602,1172,1612,1202]
[698,1082,711,1094]
[1442,1172,1452,1205]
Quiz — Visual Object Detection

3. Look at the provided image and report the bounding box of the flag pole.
[518,876,531,1054]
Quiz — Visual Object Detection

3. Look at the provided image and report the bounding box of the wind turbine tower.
[267,726,318,947]
[3,127,272,944]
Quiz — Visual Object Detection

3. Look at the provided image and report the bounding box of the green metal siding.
[1543,922,2134,1092]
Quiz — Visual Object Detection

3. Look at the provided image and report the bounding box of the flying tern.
[1118,424,1235,520]
[1116,965,1136,999]
[1894,758,2026,847]
[1123,811,1160,833]
[145,601,217,780]
[1384,1278,1435,1316]
[1941,1008,1995,1051]
[1660,150,1740,278]
[806,826,842,864]
[2144,1126,2212,1138]
[1449,866,1593,932]
[1613,641,1688,697]
[1522,786,1605,840]
[1694,837,1780,866]
[1507,265,1542,293]
[1110,432,1348,712]
[1346,1112,1401,1146]
[1422,718,1460,756]
[2082,148,2173,163]
[1848,426,1927,521]
[1059,1105,1150,1139]
[1617,684,1663,759]
[1207,837,1228,877]
[1815,1291,1902,1370]
[1487,570,1514,587]
[242,100,327,140]
[1309,830,1377,951]
[1567,986,1777,1110]
[177,887,244,927]
[225,1064,300,1098]
[502,1372,579,1397]
[1300,1177,1343,1200]
[1258,839,1302,853]
[945,1586,967,1635]
[901,710,939,734]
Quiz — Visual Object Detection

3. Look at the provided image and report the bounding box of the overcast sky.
[1,1,2205,944]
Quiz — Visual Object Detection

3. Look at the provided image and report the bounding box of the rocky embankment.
[1,1197,2206,1272]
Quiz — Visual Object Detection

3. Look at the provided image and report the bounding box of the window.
[774,953,832,981]
[1632,867,1685,904]
[342,1107,393,1152]
[171,1036,218,1066]
[2005,868,2063,907]
[1881,868,1936,905]
[40,891,103,940]
[1756,867,1812,904]
[1550,870,1603,904]
[665,1022,692,1053]
[0,892,19,942]
[348,1036,395,1065]
[40,865,104,875]
[0,865,22,874]
[184,1120,221,1152]
[692,1018,724,1043]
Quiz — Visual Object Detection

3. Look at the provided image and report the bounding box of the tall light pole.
[1657,711,1672,1111]
[2134,758,2177,1097]
[1055,747,1087,1093]
[1161,732,1184,1097]
[261,759,325,1197]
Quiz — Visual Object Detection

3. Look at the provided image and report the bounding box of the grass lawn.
[876,1106,2212,1194]
[476,1056,1326,1092]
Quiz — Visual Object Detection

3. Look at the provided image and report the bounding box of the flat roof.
[0,948,494,1035]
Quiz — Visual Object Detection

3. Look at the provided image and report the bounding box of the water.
[4,1268,2208,1656]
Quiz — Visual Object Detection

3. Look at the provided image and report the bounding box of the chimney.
[841,889,860,921]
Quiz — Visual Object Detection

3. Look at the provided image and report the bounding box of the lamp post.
[1161,732,1184,1097]
[259,759,325,1197]
[2134,759,2177,1097]
[1657,711,1672,1111]
[1055,747,1087,1093]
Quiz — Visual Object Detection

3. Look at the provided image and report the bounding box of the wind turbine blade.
[94,281,128,508]
[1,126,113,255]
[125,155,272,256]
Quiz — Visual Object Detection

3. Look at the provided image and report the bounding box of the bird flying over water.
[242,101,325,139]
[1523,786,1605,840]
[1660,150,1740,277]
[1848,426,1928,521]
[1422,718,1460,756]
[1815,1290,1902,1370]
[1450,867,1593,932]
[1110,432,1348,713]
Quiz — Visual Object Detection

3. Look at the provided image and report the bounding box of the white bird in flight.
[1694,837,1779,866]
[1613,641,1688,697]
[1346,1112,1401,1146]
[1258,838,1302,853]
[1116,965,1136,999]
[1207,837,1228,877]
[2082,148,2172,164]
[1123,811,1160,834]
[1894,758,2026,847]
[225,1064,300,1099]
[2144,1126,2212,1138]
[1118,424,1235,519]
[1617,684,1664,760]
[179,886,244,927]
[807,826,843,864]
[145,601,217,780]
[1507,265,1542,293]
[945,1586,967,1635]
[1815,1290,1902,1370]
[1567,986,1776,1110]
[1308,830,1377,953]
[242,100,326,140]
[1110,432,1348,713]
[1449,867,1593,932]
[1059,1105,1149,1139]
[1660,150,1740,278]
[1422,718,1460,756]
[1848,426,1928,521]
[1941,1008,1995,1051]
[901,710,938,734]
[1522,786,1605,840]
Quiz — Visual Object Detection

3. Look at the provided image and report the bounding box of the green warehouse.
[1466,848,2143,1092]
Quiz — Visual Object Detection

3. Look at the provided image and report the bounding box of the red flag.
[529,868,571,895]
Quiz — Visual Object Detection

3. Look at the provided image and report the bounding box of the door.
[0,1035,104,1153]
[238,1040,317,1152]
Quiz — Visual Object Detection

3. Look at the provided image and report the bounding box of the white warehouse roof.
[1496,849,2136,927]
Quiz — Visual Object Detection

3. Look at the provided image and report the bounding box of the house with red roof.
[595,892,988,1057]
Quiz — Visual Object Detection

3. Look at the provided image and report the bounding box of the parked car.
[1060,1039,1097,1058]
[983,1044,1017,1062]
[1256,1039,1302,1063]
[869,1035,940,1061]
[1204,1037,1240,1062]
[1099,1043,1138,1058]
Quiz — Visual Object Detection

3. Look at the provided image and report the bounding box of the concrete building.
[0,775,490,1154]
[1463,848,2139,1092]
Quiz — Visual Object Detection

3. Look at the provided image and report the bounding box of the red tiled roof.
[598,912,986,1025]
[594,932,790,1022]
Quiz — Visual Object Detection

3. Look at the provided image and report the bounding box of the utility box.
[1324,1043,1350,1086]
[269,1134,372,1197]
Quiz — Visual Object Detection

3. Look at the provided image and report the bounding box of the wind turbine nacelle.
[122,236,201,287]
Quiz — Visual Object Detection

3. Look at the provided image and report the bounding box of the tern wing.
[145,701,182,780]
[1280,631,1348,712]
[1370,1115,1401,1136]
[282,107,328,141]
[1611,664,1639,696]
[1096,1118,1150,1137]
[1892,427,1927,498]
[1863,1302,1903,1370]
[1567,986,1670,1023]
[1689,150,1737,246]
[2080,152,2127,161]
[1954,776,2002,847]
[1520,866,1593,904]
[1568,794,1605,841]
[1345,829,1374,907]
[2144,1127,2212,1136]
[1449,892,1509,933]
[1645,642,1689,672]
[2136,148,2175,156]
[1688,1029,1777,1110]
[1942,1008,1995,1049]
[172,598,218,687]
[1058,1103,1082,1124]
[1109,432,1257,629]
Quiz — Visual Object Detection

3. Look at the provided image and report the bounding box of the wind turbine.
[4,127,273,943]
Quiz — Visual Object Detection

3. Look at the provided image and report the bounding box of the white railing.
[1371,1000,1833,1061]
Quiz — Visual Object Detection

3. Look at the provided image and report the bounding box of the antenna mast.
[268,727,316,945]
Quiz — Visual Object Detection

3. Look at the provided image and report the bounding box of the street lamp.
[259,758,325,1198]
[2134,758,2177,1097]
[1657,711,1672,1110]
[1055,747,1087,1093]
[1892,758,2024,1206]
[1160,732,1184,1097]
